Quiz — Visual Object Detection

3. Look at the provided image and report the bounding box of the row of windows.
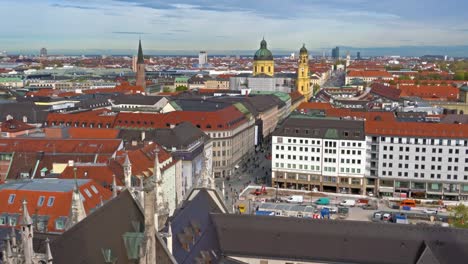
[285,138,321,145]
[379,137,468,146]
[324,167,336,172]
[275,154,321,162]
[341,159,362,165]
[213,150,230,157]
[383,145,467,155]
[275,163,320,171]
[341,142,363,148]
[340,149,363,155]
[340,167,362,174]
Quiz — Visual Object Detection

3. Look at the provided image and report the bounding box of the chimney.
[141,131,146,141]
[68,160,74,167]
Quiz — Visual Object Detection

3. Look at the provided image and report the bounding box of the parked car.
[286,195,303,204]
[423,208,438,215]
[321,206,338,214]
[315,197,330,205]
[339,199,356,207]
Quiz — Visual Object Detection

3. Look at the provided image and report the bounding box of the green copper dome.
[300,44,308,54]
[254,38,273,61]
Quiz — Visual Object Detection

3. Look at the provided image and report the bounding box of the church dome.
[254,38,273,61]
[300,44,308,54]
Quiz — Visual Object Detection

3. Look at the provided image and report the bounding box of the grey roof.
[273,116,365,141]
[211,214,468,264]
[118,122,208,149]
[0,102,49,123]
[170,188,225,264]
[172,99,232,112]
[111,94,165,105]
[50,189,175,264]
[0,179,91,192]
[440,114,468,124]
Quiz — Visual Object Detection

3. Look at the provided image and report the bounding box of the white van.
[339,199,356,207]
[286,195,303,203]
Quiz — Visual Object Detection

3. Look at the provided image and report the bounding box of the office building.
[331,46,340,59]
[199,51,208,67]
[40,47,47,57]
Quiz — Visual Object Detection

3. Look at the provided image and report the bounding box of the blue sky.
[1,0,468,53]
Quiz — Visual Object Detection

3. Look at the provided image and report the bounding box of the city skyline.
[2,0,468,54]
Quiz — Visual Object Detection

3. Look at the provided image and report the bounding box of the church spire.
[137,39,144,64]
[21,200,34,264]
[65,168,86,230]
[139,147,159,264]
[45,238,53,263]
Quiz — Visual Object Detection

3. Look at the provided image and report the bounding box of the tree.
[162,87,171,93]
[454,71,465,81]
[451,204,468,228]
[312,84,320,95]
[175,85,188,91]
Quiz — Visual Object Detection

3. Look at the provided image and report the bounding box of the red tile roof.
[0,179,112,233]
[0,138,122,154]
[370,83,401,101]
[347,70,392,78]
[114,105,247,131]
[398,85,459,100]
[59,163,122,187]
[365,120,468,138]
[0,119,35,133]
[66,127,119,139]
[114,143,173,177]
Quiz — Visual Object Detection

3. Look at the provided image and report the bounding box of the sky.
[1,0,468,54]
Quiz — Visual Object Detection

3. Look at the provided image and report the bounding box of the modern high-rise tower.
[198,51,208,67]
[296,44,311,100]
[40,48,47,57]
[136,40,146,89]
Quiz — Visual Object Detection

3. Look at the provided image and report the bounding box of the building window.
[37,196,45,207]
[47,197,55,207]
[8,194,15,204]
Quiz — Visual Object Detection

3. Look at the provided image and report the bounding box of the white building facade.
[272,117,366,194]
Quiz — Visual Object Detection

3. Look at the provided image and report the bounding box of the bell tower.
[296,44,311,100]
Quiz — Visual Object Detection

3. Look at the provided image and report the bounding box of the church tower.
[136,40,146,89]
[253,38,274,76]
[296,44,311,100]
[123,152,132,189]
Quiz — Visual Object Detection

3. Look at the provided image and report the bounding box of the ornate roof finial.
[112,174,117,198]
[20,200,33,226]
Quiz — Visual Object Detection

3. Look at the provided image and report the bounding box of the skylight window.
[84,188,92,198]
[37,196,45,207]
[8,194,15,204]
[91,185,99,194]
[47,197,55,207]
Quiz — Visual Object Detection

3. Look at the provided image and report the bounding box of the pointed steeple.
[65,168,86,230]
[123,152,132,189]
[5,234,12,258]
[20,200,33,226]
[10,227,16,251]
[137,39,144,64]
[112,174,118,198]
[21,200,34,264]
[45,237,53,263]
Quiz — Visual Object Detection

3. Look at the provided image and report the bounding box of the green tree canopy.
[451,204,468,228]
[175,85,188,91]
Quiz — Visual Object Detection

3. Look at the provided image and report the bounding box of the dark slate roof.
[212,214,468,264]
[50,190,175,264]
[110,94,165,106]
[169,188,226,264]
[273,116,365,141]
[0,102,49,123]
[173,99,232,112]
[440,114,468,124]
[118,122,208,149]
